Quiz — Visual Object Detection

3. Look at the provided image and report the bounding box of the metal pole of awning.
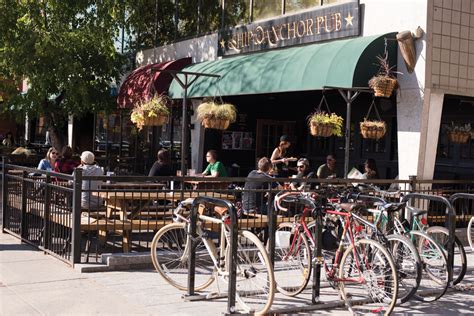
[323,86,373,178]
[151,68,220,176]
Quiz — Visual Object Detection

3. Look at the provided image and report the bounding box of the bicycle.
[151,199,275,315]
[273,191,399,315]
[468,216,474,251]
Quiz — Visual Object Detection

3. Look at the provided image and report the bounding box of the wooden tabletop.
[96,191,236,201]
[99,182,166,189]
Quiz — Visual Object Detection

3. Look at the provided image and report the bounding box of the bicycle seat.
[406,205,427,217]
[381,202,405,213]
[338,203,356,212]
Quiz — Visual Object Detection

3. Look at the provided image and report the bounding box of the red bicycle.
[272,191,399,315]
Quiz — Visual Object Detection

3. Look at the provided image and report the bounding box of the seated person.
[148,149,173,177]
[241,157,280,215]
[290,158,315,190]
[38,147,59,171]
[78,151,104,209]
[362,158,379,179]
[54,146,80,174]
[317,154,337,179]
[202,150,227,177]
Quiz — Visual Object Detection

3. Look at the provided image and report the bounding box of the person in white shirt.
[78,151,104,209]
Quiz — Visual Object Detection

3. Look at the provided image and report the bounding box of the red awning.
[117,57,191,109]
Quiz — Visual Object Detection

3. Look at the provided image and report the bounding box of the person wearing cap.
[270,135,292,177]
[79,151,104,209]
[290,158,315,190]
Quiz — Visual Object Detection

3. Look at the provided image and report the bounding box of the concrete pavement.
[1,231,473,315]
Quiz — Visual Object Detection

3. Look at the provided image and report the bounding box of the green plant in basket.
[196,101,237,130]
[131,95,170,130]
[308,111,344,137]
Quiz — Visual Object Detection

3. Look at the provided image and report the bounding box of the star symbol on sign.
[345,12,354,27]
[219,39,226,49]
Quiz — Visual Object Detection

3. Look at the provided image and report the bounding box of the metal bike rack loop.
[186,196,238,315]
[401,193,456,285]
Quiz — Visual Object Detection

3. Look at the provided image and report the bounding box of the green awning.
[169,33,397,98]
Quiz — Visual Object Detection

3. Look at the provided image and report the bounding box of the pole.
[344,90,351,178]
[181,76,188,176]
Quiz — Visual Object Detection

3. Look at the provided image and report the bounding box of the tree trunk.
[42,93,67,153]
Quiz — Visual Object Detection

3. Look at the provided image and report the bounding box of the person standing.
[148,149,173,177]
[78,151,104,209]
[54,146,80,174]
[242,157,280,215]
[37,147,59,171]
[270,135,292,177]
[317,154,337,179]
[202,150,227,177]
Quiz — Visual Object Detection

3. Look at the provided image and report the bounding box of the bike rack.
[185,196,239,315]
[401,193,456,285]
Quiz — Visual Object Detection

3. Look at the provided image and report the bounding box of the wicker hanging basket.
[143,113,168,126]
[369,76,398,98]
[448,131,470,144]
[202,118,230,130]
[360,121,387,140]
[310,122,334,137]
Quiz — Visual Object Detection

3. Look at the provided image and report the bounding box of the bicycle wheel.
[151,223,215,291]
[339,239,398,316]
[226,230,275,315]
[386,234,422,303]
[425,226,467,285]
[271,222,311,296]
[468,217,474,251]
[409,230,448,302]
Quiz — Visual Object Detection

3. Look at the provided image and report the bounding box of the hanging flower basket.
[196,101,236,130]
[446,123,471,144]
[131,95,170,130]
[307,112,343,138]
[310,122,334,137]
[369,76,398,98]
[360,120,386,140]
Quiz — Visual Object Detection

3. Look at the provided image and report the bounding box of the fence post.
[409,175,417,193]
[71,168,83,264]
[1,157,8,232]
[20,171,28,239]
[43,174,51,250]
[267,191,275,267]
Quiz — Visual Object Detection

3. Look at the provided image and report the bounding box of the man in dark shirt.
[290,158,315,190]
[242,157,280,214]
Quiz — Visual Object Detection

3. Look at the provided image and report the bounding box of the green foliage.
[0,0,125,125]
[308,111,344,137]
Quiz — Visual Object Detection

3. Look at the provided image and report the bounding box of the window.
[253,0,283,21]
[286,0,321,14]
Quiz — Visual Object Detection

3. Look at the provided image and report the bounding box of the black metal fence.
[1,161,473,266]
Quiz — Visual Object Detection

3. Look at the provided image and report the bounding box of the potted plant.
[130,95,170,130]
[360,119,386,140]
[368,53,400,98]
[446,122,471,144]
[196,101,237,130]
[307,111,344,137]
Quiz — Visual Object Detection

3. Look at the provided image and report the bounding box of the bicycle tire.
[425,226,467,285]
[409,230,449,302]
[339,239,398,316]
[151,222,215,291]
[386,234,422,303]
[226,230,275,315]
[271,222,311,296]
[468,217,474,251]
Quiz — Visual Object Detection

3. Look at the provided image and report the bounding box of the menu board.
[222,131,253,150]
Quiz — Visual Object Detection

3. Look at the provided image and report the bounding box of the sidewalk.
[1,231,473,315]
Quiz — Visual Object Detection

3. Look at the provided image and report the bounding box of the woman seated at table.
[37,147,59,171]
[54,146,80,174]
[148,149,173,177]
[202,150,227,177]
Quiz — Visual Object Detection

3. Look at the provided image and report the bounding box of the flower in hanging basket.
[446,122,471,144]
[196,101,237,130]
[368,53,401,98]
[131,95,170,130]
[307,111,344,137]
[360,119,387,140]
